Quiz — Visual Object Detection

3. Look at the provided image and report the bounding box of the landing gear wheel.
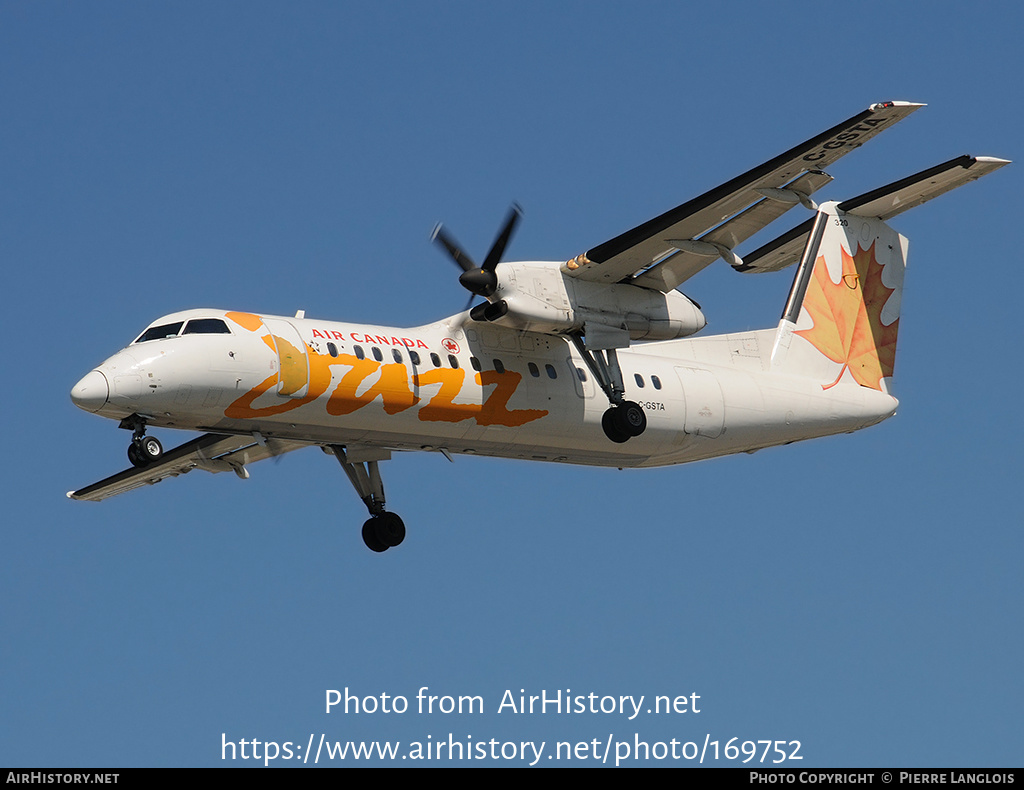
[138,435,163,462]
[127,442,147,468]
[362,519,389,553]
[615,401,647,437]
[374,512,406,548]
[602,409,630,443]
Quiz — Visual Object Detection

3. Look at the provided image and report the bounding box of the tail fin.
[770,207,905,393]
[765,155,1009,392]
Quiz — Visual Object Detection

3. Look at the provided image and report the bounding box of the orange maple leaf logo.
[795,240,899,391]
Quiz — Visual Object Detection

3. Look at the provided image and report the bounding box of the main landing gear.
[330,446,406,553]
[120,414,163,468]
[601,402,647,444]
[569,335,647,444]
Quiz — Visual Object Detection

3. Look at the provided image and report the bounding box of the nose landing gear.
[120,415,163,468]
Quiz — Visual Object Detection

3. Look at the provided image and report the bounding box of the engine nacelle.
[476,261,706,340]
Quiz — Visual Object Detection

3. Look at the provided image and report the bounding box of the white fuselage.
[72,305,898,469]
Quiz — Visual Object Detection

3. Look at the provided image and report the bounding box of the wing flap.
[738,155,1011,274]
[68,433,311,502]
[565,101,924,289]
[631,170,833,291]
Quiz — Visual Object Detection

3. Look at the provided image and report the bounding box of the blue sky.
[2,1,1020,767]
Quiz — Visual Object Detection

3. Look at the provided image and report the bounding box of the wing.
[737,155,1011,274]
[68,433,311,502]
[564,101,924,291]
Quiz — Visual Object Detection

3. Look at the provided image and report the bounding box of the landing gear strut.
[569,335,647,443]
[120,414,163,468]
[330,446,406,552]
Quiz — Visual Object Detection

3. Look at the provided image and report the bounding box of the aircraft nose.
[71,370,109,412]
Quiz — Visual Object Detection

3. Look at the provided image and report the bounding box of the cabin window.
[545,364,557,379]
[493,359,505,374]
[652,375,662,390]
[576,367,587,382]
[470,356,481,371]
[528,362,540,378]
[182,318,231,335]
[448,354,459,369]
[409,350,421,366]
[430,353,441,367]
[392,348,403,364]
[135,322,183,343]
[372,347,383,362]
[327,342,339,357]
[354,345,365,360]
[634,373,645,388]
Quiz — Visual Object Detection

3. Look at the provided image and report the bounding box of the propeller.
[431,204,522,304]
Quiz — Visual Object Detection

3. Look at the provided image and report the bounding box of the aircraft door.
[675,367,724,438]
[262,318,310,398]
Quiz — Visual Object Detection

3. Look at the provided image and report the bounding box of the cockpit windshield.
[133,317,232,344]
[182,318,231,335]
[134,322,184,343]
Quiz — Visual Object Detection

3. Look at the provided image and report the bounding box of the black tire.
[362,519,389,552]
[615,401,647,437]
[139,435,163,462]
[127,442,148,468]
[602,409,630,443]
[374,512,406,547]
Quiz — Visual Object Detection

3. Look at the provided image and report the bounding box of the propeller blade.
[433,204,523,307]
[431,224,477,273]
[480,204,522,272]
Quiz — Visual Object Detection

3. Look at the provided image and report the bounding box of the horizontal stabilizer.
[737,155,1010,274]
[68,433,310,502]
[842,155,1010,219]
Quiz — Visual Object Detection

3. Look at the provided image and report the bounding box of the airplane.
[68,101,1008,552]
